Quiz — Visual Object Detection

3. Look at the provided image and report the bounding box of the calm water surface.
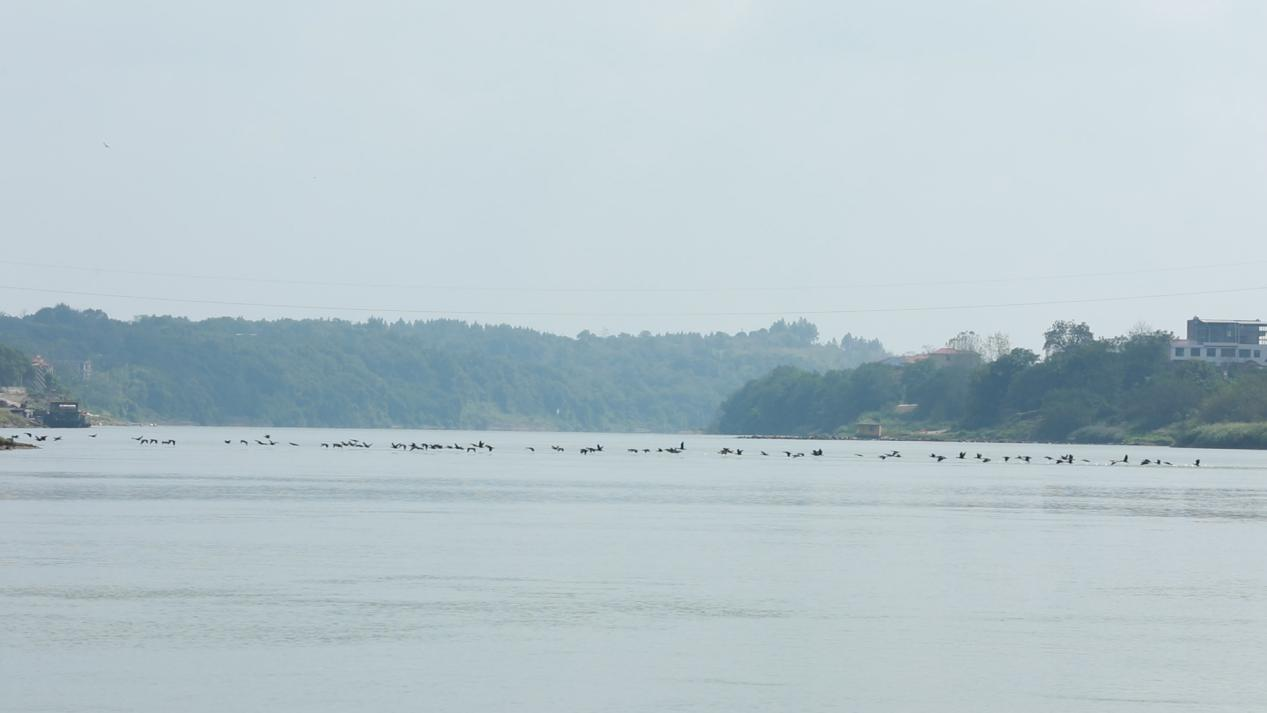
[2,427,1266,711]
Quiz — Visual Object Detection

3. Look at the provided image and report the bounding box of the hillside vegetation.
[718,323,1267,447]
[0,306,884,431]
[0,342,32,387]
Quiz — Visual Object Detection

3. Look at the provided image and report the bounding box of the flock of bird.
[718,447,826,457]
[10,432,62,443]
[5,432,1207,467]
[217,437,680,454]
[915,449,1199,467]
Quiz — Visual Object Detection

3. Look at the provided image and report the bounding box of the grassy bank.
[1,435,36,450]
[1171,423,1267,450]
[0,410,34,428]
[773,414,1220,448]
[846,419,1267,450]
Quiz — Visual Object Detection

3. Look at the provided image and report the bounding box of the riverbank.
[0,436,36,450]
[0,411,36,429]
[736,421,1267,450]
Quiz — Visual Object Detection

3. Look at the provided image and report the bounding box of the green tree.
[838,333,888,367]
[1043,320,1095,355]
[1199,370,1267,423]
[1124,360,1219,429]
[902,360,973,421]
[1036,388,1105,441]
[963,348,1038,426]
[846,363,902,414]
[0,343,30,386]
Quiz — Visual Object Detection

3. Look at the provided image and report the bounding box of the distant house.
[922,347,980,368]
[855,422,882,439]
[1170,317,1266,365]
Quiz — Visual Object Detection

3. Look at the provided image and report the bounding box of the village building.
[882,348,981,368]
[1170,317,1266,365]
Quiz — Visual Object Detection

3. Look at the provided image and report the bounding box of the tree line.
[717,321,1267,446]
[0,342,32,387]
[0,306,884,431]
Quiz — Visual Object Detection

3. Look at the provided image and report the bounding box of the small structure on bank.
[40,401,90,428]
[855,422,883,439]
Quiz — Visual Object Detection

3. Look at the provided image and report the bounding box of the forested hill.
[0,306,886,430]
[717,323,1267,447]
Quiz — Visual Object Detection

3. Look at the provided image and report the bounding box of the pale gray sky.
[2,1,1266,353]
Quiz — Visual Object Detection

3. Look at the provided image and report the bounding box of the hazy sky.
[3,1,1266,353]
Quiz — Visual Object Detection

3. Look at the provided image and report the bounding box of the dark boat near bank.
[40,401,90,428]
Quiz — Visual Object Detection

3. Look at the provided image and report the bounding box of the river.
[2,426,1265,711]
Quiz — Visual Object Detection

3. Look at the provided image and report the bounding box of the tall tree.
[963,348,1039,427]
[1043,320,1095,355]
[946,330,984,355]
[982,332,1012,361]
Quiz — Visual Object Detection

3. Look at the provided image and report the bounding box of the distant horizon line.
[0,282,1263,323]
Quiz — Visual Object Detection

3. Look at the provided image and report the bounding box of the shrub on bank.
[1124,431,1176,447]
[1067,424,1126,444]
[1173,422,1267,450]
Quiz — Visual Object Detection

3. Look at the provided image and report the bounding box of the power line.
[1,282,1265,317]
[2,257,1266,294]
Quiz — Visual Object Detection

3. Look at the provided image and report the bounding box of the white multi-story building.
[1170,317,1267,365]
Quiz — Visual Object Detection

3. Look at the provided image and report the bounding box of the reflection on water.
[2,427,1266,712]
